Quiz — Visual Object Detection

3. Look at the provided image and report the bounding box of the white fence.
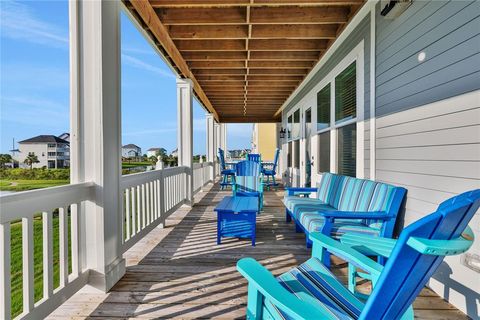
[0,182,94,320]
[0,163,216,320]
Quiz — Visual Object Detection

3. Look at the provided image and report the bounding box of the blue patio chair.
[218,148,235,190]
[262,148,280,190]
[233,160,264,211]
[237,189,479,320]
[247,153,261,163]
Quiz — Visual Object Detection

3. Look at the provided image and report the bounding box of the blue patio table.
[214,196,259,246]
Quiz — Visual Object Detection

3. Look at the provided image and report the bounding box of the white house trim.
[369,5,377,180]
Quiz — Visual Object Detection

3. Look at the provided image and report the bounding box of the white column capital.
[176,78,194,88]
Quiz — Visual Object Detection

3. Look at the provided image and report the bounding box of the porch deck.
[48,184,467,319]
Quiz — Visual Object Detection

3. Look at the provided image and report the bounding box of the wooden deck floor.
[49,183,468,319]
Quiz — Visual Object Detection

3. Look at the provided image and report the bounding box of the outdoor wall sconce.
[279,128,286,139]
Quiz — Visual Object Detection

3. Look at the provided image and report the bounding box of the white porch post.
[70,0,125,291]
[214,122,220,176]
[177,78,194,206]
[220,123,227,152]
[206,113,216,181]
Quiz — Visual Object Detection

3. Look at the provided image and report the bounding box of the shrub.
[0,168,70,180]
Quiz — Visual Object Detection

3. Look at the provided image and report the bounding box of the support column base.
[88,257,125,292]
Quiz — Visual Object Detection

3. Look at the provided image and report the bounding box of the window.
[287,141,292,167]
[48,152,56,156]
[318,131,330,173]
[335,62,356,124]
[317,83,330,131]
[293,140,300,168]
[337,123,356,177]
[287,115,292,140]
[292,110,300,139]
[47,144,56,148]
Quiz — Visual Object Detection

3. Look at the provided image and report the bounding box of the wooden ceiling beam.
[150,0,363,8]
[251,24,338,39]
[193,68,247,75]
[249,39,327,51]
[247,75,304,81]
[183,51,247,60]
[129,0,218,120]
[202,85,246,91]
[169,25,248,39]
[250,6,349,24]
[189,60,246,68]
[175,39,246,51]
[199,80,246,86]
[248,60,314,68]
[249,51,320,61]
[249,68,309,75]
[197,75,246,81]
[248,80,299,86]
[157,7,247,25]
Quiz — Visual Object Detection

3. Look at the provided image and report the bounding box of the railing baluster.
[131,187,137,235]
[59,207,69,287]
[145,182,150,226]
[0,222,11,320]
[141,184,146,229]
[153,180,158,220]
[71,203,80,277]
[42,211,54,299]
[125,189,131,240]
[136,186,141,232]
[151,182,155,221]
[22,216,34,313]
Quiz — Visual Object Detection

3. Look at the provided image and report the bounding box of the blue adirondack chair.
[218,148,235,190]
[262,148,280,190]
[237,189,479,320]
[233,160,264,211]
[247,153,261,163]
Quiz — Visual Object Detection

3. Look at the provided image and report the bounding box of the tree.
[24,152,40,169]
[0,154,12,168]
[155,148,167,157]
[148,155,158,165]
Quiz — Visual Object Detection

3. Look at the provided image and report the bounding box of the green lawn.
[122,161,153,169]
[0,180,69,191]
[10,214,71,318]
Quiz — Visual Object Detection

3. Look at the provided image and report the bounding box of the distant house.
[58,132,70,142]
[170,148,178,157]
[122,144,141,158]
[146,147,164,158]
[15,135,70,169]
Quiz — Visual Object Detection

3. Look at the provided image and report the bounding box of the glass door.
[304,108,312,187]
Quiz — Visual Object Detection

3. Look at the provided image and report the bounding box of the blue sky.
[0,0,252,156]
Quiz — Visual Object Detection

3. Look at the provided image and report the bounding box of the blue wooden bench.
[237,189,479,320]
[283,173,407,256]
[214,196,259,246]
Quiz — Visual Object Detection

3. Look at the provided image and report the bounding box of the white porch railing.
[0,182,94,320]
[192,161,214,195]
[0,163,216,320]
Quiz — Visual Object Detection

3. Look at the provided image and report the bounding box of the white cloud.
[122,54,176,79]
[0,1,68,48]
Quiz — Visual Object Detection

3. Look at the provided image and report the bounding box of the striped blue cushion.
[235,176,262,193]
[267,257,363,320]
[283,196,326,213]
[336,178,365,211]
[366,183,396,227]
[292,203,335,220]
[297,212,377,239]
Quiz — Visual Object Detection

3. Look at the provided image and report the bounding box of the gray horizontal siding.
[375,0,480,117]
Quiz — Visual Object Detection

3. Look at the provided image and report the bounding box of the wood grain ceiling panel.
[125,0,364,122]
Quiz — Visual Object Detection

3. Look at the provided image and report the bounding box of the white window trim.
[310,40,365,177]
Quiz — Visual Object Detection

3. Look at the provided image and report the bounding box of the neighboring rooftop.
[18,135,69,144]
[147,147,162,151]
[122,144,141,149]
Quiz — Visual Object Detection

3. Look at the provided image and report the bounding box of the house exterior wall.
[252,123,279,161]
[280,1,479,316]
[16,143,48,168]
[122,147,141,158]
[373,1,480,316]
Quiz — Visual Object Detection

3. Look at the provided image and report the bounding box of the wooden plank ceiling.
[125,0,364,123]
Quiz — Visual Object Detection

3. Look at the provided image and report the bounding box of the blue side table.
[214,196,259,246]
